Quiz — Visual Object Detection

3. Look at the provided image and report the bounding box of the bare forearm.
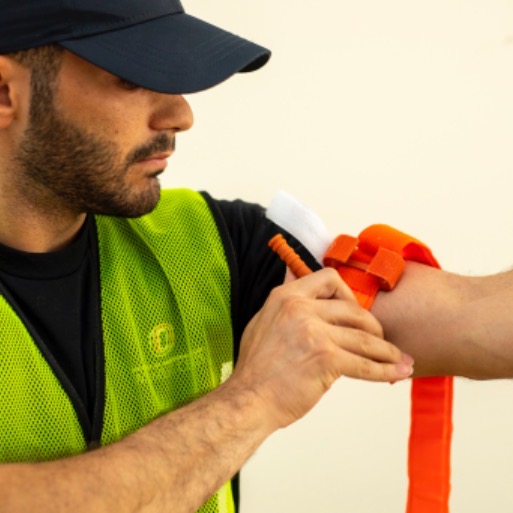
[372,262,513,379]
[1,383,271,513]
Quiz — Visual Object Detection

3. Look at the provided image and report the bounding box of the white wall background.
[166,2,513,511]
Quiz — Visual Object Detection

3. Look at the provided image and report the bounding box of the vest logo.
[149,323,175,356]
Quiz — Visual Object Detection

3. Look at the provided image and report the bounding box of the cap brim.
[61,12,271,94]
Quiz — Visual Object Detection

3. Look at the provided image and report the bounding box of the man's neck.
[0,212,87,253]
[0,187,87,253]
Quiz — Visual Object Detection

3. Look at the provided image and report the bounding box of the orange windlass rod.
[268,233,313,278]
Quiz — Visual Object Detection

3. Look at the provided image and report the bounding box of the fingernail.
[402,353,414,366]
[397,363,414,376]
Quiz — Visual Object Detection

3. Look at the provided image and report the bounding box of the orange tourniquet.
[323,224,453,513]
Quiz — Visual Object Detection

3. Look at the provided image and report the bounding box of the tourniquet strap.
[323,224,453,513]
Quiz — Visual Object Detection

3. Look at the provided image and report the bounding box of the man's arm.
[0,269,412,513]
[372,262,513,379]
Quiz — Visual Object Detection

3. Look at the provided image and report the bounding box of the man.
[0,1,414,512]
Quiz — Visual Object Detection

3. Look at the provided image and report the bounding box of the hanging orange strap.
[323,224,453,513]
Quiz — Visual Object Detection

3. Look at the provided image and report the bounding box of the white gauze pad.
[266,191,333,265]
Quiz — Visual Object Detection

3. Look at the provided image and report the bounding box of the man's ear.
[0,56,23,129]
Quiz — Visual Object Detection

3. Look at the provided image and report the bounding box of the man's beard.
[14,88,175,218]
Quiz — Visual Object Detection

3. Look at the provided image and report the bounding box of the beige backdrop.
[164,1,513,511]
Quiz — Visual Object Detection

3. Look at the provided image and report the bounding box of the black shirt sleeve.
[201,192,321,359]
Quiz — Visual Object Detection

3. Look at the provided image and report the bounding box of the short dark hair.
[7,44,64,73]
[6,45,65,119]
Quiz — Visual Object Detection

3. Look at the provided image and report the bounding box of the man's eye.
[118,79,140,91]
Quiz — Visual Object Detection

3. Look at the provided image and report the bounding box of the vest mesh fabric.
[97,189,235,513]
[0,295,87,462]
[0,189,235,513]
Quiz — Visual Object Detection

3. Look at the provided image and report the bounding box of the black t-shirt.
[0,193,318,429]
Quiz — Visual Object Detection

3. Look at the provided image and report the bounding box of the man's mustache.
[126,134,176,165]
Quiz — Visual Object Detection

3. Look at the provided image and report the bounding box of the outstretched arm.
[372,262,513,379]
[0,269,411,513]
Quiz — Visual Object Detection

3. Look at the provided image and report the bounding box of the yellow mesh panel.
[0,296,86,463]
[96,189,234,513]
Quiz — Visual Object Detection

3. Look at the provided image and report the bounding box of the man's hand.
[231,268,413,429]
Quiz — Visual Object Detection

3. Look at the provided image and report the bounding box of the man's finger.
[346,353,413,382]
[310,299,384,339]
[281,267,359,302]
[329,325,411,365]
[331,346,414,382]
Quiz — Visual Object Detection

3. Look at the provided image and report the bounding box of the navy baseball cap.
[0,0,271,94]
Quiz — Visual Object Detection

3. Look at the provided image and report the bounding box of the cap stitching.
[65,8,184,40]
[96,36,250,75]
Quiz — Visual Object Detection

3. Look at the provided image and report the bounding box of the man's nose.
[150,93,194,133]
